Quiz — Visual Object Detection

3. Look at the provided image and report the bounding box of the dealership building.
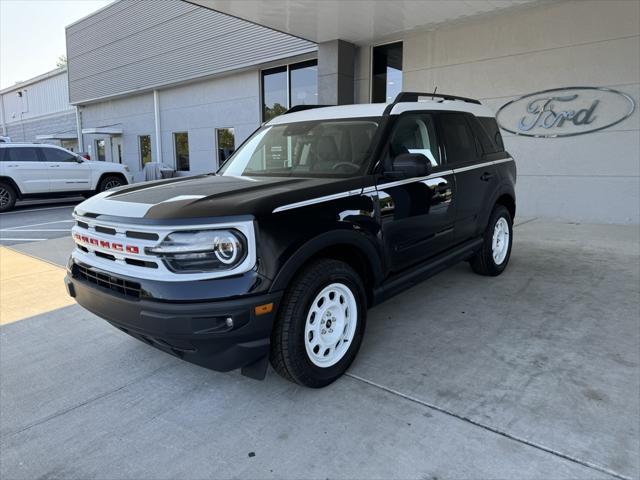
[0,67,79,151]
[55,0,640,223]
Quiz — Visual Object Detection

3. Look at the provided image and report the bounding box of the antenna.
[432,86,438,100]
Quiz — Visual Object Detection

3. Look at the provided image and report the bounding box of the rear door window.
[438,113,480,166]
[41,147,77,162]
[6,147,42,162]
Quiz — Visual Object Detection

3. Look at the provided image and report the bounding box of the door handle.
[49,165,60,167]
[480,172,494,181]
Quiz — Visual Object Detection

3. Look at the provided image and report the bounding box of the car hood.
[75,174,365,220]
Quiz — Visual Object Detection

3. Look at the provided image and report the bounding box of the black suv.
[65,92,516,388]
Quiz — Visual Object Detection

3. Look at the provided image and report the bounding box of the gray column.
[317,40,356,105]
[75,106,84,152]
[153,90,163,165]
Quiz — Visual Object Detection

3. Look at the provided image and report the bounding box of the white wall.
[1,70,72,122]
[158,69,260,176]
[357,0,640,224]
[79,70,262,181]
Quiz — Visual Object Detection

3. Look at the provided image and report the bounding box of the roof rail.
[392,91,481,105]
[285,104,335,114]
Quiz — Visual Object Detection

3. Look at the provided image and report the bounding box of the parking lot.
[0,206,638,480]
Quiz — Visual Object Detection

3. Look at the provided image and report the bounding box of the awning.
[36,133,78,141]
[189,0,539,44]
[81,127,123,135]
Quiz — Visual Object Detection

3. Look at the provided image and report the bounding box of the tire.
[0,181,17,213]
[470,204,513,276]
[98,175,124,192]
[270,259,367,388]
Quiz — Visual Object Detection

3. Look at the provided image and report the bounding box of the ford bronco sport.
[65,92,516,388]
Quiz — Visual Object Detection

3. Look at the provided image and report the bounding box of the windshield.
[219,118,381,177]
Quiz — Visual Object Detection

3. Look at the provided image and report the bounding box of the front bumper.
[65,266,282,376]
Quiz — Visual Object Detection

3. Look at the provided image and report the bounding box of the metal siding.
[66,0,316,104]
[1,72,72,122]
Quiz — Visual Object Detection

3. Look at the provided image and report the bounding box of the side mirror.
[387,153,432,179]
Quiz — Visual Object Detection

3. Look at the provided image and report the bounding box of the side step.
[372,237,483,305]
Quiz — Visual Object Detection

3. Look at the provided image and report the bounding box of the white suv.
[0,143,133,212]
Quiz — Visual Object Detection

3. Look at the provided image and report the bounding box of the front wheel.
[470,204,513,276]
[270,259,367,388]
[98,175,124,192]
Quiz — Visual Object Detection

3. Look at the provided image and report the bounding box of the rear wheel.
[98,175,124,192]
[270,259,367,388]
[0,182,17,213]
[470,204,513,276]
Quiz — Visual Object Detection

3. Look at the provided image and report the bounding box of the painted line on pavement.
[0,238,48,242]
[3,220,74,230]
[1,229,71,233]
[0,205,77,215]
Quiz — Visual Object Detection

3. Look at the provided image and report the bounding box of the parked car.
[0,136,11,143]
[0,143,132,212]
[65,92,516,388]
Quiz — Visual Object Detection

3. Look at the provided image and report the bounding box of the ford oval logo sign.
[496,87,635,138]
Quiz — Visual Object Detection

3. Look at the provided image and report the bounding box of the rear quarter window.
[477,117,505,152]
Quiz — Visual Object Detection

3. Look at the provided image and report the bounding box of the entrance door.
[111,137,123,164]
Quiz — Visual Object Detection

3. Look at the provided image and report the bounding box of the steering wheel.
[332,162,360,173]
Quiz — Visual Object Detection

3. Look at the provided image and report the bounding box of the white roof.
[267,100,494,125]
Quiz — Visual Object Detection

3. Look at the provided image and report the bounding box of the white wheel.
[492,217,510,265]
[304,282,358,368]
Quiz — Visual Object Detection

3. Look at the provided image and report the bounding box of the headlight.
[147,229,247,273]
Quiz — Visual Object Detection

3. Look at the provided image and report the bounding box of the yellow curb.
[0,247,74,325]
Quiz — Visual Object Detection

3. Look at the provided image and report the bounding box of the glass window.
[174,132,190,171]
[7,147,41,162]
[439,113,479,165]
[219,118,381,178]
[61,140,77,152]
[216,128,235,166]
[262,66,288,122]
[262,60,318,122]
[290,60,318,108]
[477,117,505,152]
[372,42,403,103]
[95,139,106,161]
[139,135,152,168]
[41,147,77,162]
[389,114,440,167]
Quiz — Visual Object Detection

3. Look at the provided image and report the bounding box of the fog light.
[225,317,234,328]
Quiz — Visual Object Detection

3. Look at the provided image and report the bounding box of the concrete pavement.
[0,200,80,246]
[1,220,638,479]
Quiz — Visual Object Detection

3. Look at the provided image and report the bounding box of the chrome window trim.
[273,158,513,212]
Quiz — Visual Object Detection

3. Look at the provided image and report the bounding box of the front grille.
[73,219,159,269]
[73,264,142,299]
